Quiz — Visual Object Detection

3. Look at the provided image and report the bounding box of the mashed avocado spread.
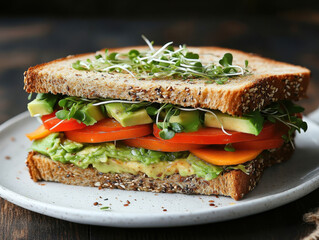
[31,133,248,180]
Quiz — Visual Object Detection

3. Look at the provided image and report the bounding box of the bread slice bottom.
[26,143,293,200]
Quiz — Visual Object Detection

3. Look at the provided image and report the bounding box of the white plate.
[0,112,318,227]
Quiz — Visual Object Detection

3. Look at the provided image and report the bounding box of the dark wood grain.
[0,198,89,240]
[0,15,318,240]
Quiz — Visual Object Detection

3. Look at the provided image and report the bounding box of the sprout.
[72,35,250,84]
[92,100,142,106]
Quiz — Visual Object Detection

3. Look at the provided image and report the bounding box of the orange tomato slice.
[190,147,262,166]
[26,124,52,141]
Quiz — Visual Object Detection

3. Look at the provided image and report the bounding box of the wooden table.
[0,17,318,240]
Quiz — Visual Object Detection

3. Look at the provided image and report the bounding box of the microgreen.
[171,122,184,132]
[100,206,111,211]
[123,102,152,112]
[261,100,307,148]
[155,104,179,140]
[72,36,250,84]
[146,106,159,116]
[154,104,204,139]
[219,53,233,67]
[55,96,103,126]
[159,128,176,140]
[224,143,235,152]
[28,93,33,100]
[245,60,249,69]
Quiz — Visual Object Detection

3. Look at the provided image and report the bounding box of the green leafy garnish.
[224,143,235,152]
[219,53,233,67]
[215,77,229,85]
[154,104,202,140]
[72,36,250,84]
[72,60,88,70]
[56,97,103,126]
[261,100,307,148]
[123,102,152,112]
[245,60,249,69]
[225,164,250,175]
[156,104,179,140]
[158,128,176,140]
[28,93,33,100]
[100,206,111,211]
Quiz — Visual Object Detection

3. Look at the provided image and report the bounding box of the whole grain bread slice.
[26,142,293,200]
[24,46,310,116]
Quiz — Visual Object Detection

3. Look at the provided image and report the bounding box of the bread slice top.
[24,46,310,116]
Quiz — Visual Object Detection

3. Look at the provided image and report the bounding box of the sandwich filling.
[31,132,248,180]
[26,93,307,180]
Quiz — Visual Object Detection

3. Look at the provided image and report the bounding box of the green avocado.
[186,154,249,180]
[28,93,59,116]
[31,134,248,180]
[105,102,153,127]
[93,159,194,180]
[76,104,105,125]
[169,110,201,132]
[186,154,223,180]
[204,111,264,136]
[31,133,188,166]
[31,132,61,156]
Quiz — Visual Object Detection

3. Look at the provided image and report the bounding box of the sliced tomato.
[232,136,284,150]
[153,123,277,145]
[80,118,124,132]
[65,119,152,143]
[123,136,205,152]
[232,125,286,150]
[190,147,263,166]
[41,112,86,132]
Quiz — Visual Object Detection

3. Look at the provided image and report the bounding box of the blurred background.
[1,0,319,122]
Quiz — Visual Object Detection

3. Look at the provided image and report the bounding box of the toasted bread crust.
[24,46,310,116]
[26,142,293,200]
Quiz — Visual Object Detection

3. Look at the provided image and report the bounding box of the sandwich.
[24,37,310,200]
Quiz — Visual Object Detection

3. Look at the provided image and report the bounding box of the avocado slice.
[204,111,264,136]
[169,110,201,132]
[105,103,153,127]
[84,104,105,121]
[27,93,59,116]
[77,104,105,125]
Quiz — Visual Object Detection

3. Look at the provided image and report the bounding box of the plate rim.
[0,111,318,227]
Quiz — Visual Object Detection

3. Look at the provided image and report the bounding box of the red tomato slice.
[232,127,286,150]
[81,118,124,132]
[41,112,86,132]
[232,137,284,150]
[123,136,205,152]
[153,123,277,145]
[65,119,152,143]
[190,127,287,166]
